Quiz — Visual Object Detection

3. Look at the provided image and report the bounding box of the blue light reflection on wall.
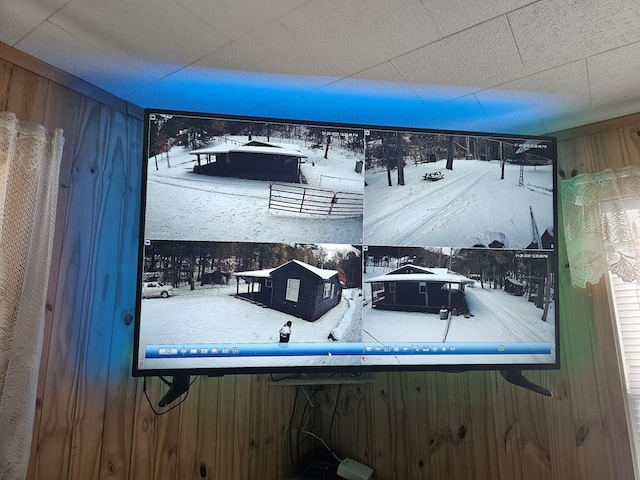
[122,65,564,135]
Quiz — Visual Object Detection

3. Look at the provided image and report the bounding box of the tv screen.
[133,109,558,379]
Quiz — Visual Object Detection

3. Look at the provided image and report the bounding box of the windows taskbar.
[144,342,551,359]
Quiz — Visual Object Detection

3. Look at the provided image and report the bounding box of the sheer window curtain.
[562,166,640,288]
[0,112,63,479]
[562,166,640,477]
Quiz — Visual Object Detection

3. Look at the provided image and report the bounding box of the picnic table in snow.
[423,171,444,181]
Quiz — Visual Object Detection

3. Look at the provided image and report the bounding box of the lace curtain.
[562,166,640,288]
[0,112,63,479]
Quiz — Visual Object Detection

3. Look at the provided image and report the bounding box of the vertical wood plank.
[153,391,183,480]
[98,111,143,480]
[6,65,48,123]
[248,375,268,476]
[214,375,237,478]
[28,80,82,480]
[194,375,220,480]
[233,375,252,478]
[175,377,201,479]
[0,59,13,111]
[129,377,161,479]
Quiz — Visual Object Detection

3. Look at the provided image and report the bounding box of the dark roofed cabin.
[233,260,342,322]
[505,277,525,296]
[365,266,473,314]
[190,140,306,182]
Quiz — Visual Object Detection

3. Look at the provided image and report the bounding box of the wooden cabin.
[233,260,342,321]
[366,265,473,314]
[190,140,306,182]
[505,277,526,296]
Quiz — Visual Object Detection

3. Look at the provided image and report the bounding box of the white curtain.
[0,112,63,479]
[561,166,640,287]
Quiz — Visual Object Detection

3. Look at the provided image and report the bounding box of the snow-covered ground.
[137,283,363,369]
[363,159,553,248]
[144,136,364,245]
[361,266,556,366]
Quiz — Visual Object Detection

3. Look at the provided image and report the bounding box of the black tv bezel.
[132,108,560,379]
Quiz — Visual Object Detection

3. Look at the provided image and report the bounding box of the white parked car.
[141,282,173,298]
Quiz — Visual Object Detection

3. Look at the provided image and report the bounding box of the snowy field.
[138,283,363,369]
[361,266,556,366]
[144,136,364,245]
[363,159,553,248]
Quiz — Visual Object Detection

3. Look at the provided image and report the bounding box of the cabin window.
[388,282,396,293]
[419,282,427,294]
[286,278,300,302]
[265,278,272,288]
[323,282,332,298]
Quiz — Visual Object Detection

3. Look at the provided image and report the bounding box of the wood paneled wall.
[0,44,300,480]
[1,42,638,479]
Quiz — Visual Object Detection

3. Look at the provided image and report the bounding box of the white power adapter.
[336,458,374,480]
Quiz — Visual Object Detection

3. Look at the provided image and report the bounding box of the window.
[265,278,272,288]
[323,282,332,298]
[419,282,426,294]
[608,272,640,476]
[286,278,300,302]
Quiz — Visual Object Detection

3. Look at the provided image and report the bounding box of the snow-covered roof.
[231,260,338,280]
[231,267,275,278]
[388,265,446,275]
[365,271,474,284]
[190,140,307,159]
[271,260,338,280]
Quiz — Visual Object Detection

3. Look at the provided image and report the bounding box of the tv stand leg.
[158,374,191,407]
[500,369,552,397]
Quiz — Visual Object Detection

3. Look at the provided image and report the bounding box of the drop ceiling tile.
[0,0,68,45]
[476,61,591,109]
[350,61,467,107]
[197,20,337,83]
[45,0,230,74]
[420,95,494,132]
[475,61,590,133]
[280,0,442,77]
[15,20,157,101]
[289,76,496,131]
[129,66,242,113]
[419,0,536,36]
[509,0,640,73]
[173,0,310,41]
[351,61,407,85]
[588,41,640,105]
[391,16,525,95]
[355,62,472,106]
[141,61,327,116]
[295,85,428,128]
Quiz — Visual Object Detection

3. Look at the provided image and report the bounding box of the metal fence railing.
[268,183,363,216]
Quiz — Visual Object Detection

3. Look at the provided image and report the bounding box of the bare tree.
[397,133,405,186]
[384,132,393,186]
[500,141,505,179]
[445,135,455,170]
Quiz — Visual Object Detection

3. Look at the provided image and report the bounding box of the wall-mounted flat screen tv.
[133,109,559,380]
